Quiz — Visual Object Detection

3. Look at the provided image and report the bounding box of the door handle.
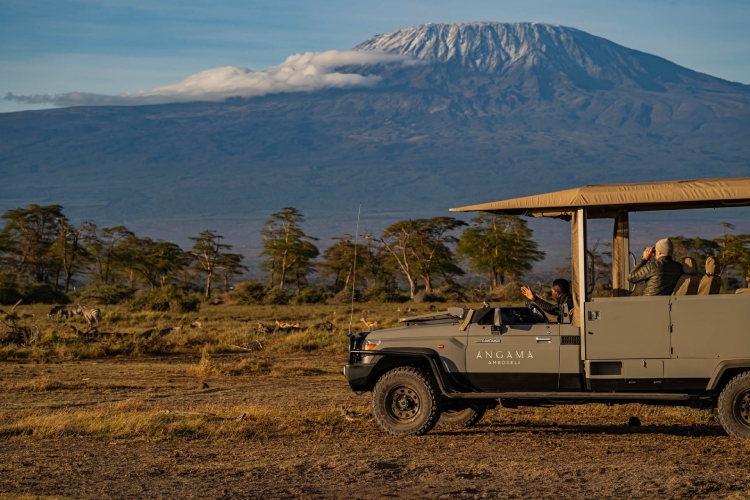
[536,337,552,343]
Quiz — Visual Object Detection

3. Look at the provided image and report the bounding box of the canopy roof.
[450,177,750,218]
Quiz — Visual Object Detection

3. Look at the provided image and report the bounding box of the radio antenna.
[348,203,362,336]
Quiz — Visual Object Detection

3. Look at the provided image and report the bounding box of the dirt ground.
[1,355,749,500]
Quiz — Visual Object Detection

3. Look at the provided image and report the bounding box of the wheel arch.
[707,360,750,392]
[360,348,457,395]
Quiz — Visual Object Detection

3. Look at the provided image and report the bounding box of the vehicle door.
[583,297,670,390]
[465,308,560,391]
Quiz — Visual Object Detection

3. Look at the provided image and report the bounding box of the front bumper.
[343,363,376,392]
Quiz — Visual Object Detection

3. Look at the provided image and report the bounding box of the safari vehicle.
[344,178,750,438]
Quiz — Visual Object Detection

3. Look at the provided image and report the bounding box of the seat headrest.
[705,256,721,276]
[682,257,697,275]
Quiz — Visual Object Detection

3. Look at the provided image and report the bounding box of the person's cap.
[655,238,673,256]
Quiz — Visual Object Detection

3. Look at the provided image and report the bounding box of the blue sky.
[2,0,749,113]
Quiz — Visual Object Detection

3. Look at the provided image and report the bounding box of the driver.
[520,279,573,323]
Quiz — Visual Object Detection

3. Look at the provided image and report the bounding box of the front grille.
[561,336,581,345]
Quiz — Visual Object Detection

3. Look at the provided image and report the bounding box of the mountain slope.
[1,22,749,256]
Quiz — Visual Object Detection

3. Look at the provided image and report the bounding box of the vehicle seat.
[697,256,721,295]
[672,257,700,295]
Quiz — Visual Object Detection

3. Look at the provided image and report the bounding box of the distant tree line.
[669,223,750,290]
[0,204,548,305]
[9,203,748,306]
[254,207,546,302]
[0,204,245,305]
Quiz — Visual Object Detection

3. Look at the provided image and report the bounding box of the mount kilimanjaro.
[2,22,749,255]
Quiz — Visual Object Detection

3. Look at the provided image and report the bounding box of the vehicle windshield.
[475,307,542,325]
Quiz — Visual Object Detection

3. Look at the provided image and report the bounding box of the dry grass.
[1,301,748,451]
[0,400,348,441]
[0,301,474,361]
[0,396,731,443]
[190,348,329,377]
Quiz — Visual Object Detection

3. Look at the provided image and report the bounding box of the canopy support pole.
[612,211,630,297]
[575,208,588,361]
[571,208,588,329]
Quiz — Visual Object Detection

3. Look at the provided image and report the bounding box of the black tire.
[438,407,486,428]
[717,371,750,440]
[372,366,442,436]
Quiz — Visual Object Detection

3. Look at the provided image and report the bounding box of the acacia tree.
[215,252,248,292]
[0,204,65,282]
[457,214,544,288]
[369,221,417,299]
[153,241,191,288]
[52,218,92,292]
[318,236,366,293]
[174,253,199,290]
[259,207,319,293]
[119,237,186,289]
[360,237,398,293]
[371,217,465,299]
[409,217,466,292]
[84,225,135,285]
[190,230,232,298]
[290,241,320,294]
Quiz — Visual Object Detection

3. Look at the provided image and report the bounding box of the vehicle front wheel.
[438,407,486,428]
[372,366,441,436]
[717,371,750,440]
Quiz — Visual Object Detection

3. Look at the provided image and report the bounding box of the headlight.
[361,339,381,351]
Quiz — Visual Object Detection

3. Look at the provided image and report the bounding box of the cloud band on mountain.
[5,50,417,107]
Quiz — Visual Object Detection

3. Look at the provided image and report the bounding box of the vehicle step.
[448,391,696,401]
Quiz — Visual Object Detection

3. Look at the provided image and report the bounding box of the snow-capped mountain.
[1,23,749,252]
[355,22,734,92]
[358,22,611,73]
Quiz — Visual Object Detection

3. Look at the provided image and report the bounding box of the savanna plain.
[1,302,749,500]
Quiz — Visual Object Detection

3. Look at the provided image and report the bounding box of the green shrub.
[364,283,402,303]
[413,290,444,303]
[262,288,291,305]
[232,282,266,305]
[176,295,200,313]
[80,283,135,305]
[435,283,466,302]
[128,287,201,313]
[329,288,362,304]
[292,286,331,305]
[0,270,22,305]
[19,282,68,304]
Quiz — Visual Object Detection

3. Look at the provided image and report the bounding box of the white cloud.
[4,50,417,107]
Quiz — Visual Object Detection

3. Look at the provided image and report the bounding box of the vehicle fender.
[706,359,750,390]
[354,347,458,395]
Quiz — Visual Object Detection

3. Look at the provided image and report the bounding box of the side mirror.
[560,302,571,324]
